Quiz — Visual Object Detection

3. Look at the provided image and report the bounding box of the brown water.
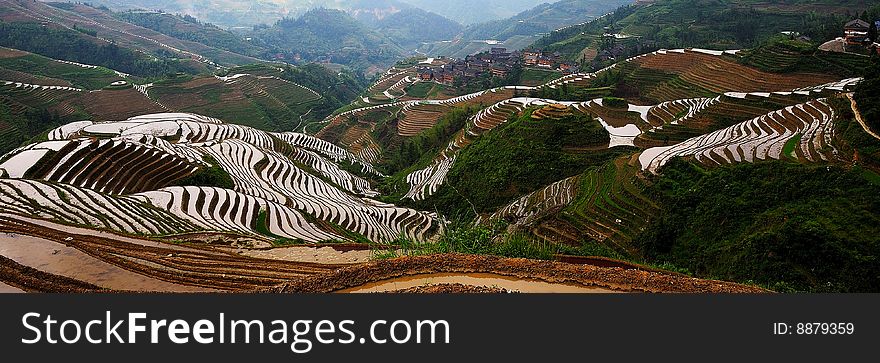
[0,233,213,292]
[0,280,24,293]
[337,273,622,293]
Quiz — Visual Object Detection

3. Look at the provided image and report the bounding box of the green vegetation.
[855,56,880,133]
[637,159,880,292]
[0,103,67,155]
[372,219,626,261]
[420,109,622,217]
[739,36,869,77]
[279,63,368,121]
[380,106,477,175]
[833,97,880,173]
[252,8,405,71]
[370,8,463,50]
[782,133,803,160]
[602,96,629,109]
[0,54,121,90]
[0,22,201,77]
[403,82,450,99]
[171,156,235,189]
[114,10,266,58]
[534,0,879,66]
[518,68,562,86]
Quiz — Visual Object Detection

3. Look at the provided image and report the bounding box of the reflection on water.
[337,273,622,293]
[0,233,212,292]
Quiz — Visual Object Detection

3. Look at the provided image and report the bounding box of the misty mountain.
[398,0,549,25]
[418,0,633,58]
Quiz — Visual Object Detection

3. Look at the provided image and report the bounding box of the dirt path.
[847,92,880,141]
[0,216,349,292]
[269,254,770,294]
[336,272,621,293]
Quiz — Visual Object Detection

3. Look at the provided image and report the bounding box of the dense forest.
[113,10,266,58]
[638,159,880,292]
[251,8,405,70]
[0,22,201,77]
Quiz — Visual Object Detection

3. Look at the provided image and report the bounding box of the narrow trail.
[847,92,880,141]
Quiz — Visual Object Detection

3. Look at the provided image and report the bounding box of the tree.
[869,21,878,43]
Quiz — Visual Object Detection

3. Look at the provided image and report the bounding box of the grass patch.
[171,155,235,189]
[781,133,802,160]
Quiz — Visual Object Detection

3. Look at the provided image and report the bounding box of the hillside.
[112,9,268,58]
[0,47,367,155]
[1,0,879,294]
[371,7,463,50]
[417,0,632,58]
[251,8,406,71]
[1,0,261,67]
[0,17,203,77]
[400,0,548,25]
[301,36,874,290]
[532,0,878,64]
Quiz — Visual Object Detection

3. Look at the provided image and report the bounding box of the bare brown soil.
[387,283,511,294]
[79,88,166,120]
[0,68,71,86]
[268,254,769,293]
[635,51,836,93]
[0,47,28,59]
[0,255,106,293]
[0,216,347,292]
[0,218,766,294]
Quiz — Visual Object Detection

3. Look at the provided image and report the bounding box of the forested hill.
[399,0,547,25]
[251,8,406,71]
[112,10,268,59]
[417,0,632,59]
[532,0,879,63]
[0,21,203,77]
[371,7,463,50]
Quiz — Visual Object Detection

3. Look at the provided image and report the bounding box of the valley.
[0,0,879,294]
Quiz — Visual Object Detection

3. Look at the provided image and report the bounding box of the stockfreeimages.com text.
[21,312,450,354]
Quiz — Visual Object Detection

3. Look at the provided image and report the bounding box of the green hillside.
[372,8,463,49]
[639,158,880,292]
[252,8,406,71]
[113,10,267,58]
[0,22,201,78]
[420,0,631,58]
[533,0,879,63]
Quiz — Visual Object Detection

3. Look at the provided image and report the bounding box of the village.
[416,47,579,86]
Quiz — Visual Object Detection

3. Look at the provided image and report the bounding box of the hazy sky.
[82,0,552,26]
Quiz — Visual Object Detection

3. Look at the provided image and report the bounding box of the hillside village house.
[416,48,521,85]
[416,47,580,86]
[844,19,871,45]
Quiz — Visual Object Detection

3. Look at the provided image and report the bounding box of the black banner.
[0,294,876,361]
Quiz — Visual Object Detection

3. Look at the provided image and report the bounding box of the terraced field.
[0,113,440,244]
[147,71,322,131]
[292,47,868,268]
[640,98,838,173]
[1,42,873,293]
[0,47,128,90]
